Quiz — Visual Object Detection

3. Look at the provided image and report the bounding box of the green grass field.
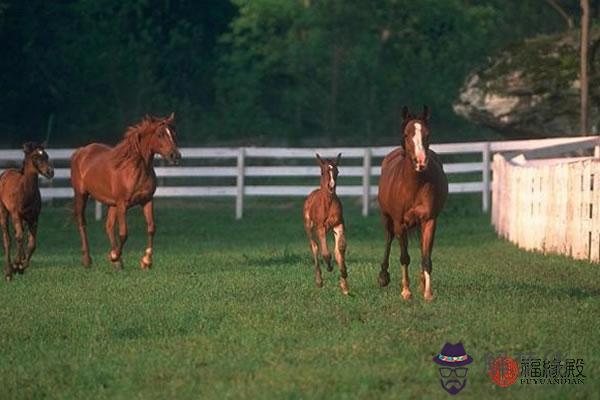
[0,196,598,399]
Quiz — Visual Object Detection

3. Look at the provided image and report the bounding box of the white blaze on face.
[165,127,174,143]
[328,165,335,189]
[412,122,427,168]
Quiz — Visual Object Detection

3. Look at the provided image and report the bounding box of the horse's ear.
[167,112,175,123]
[336,153,342,166]
[401,106,410,121]
[315,153,324,166]
[23,142,34,154]
[422,105,430,122]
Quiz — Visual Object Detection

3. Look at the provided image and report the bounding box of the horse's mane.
[112,116,160,166]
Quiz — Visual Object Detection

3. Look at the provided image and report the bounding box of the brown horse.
[303,153,349,295]
[378,106,448,301]
[0,142,54,281]
[70,113,181,270]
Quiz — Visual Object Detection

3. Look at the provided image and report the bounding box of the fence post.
[482,142,491,212]
[362,148,372,217]
[594,144,600,158]
[95,200,102,221]
[236,147,245,220]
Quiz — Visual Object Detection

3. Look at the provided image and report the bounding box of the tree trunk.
[581,0,590,135]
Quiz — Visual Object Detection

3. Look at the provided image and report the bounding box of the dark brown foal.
[303,153,349,295]
[0,142,54,281]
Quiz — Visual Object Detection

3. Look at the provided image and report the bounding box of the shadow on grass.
[242,249,305,268]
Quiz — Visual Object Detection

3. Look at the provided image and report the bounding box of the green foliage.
[0,199,598,398]
[216,0,567,144]
[0,1,571,146]
[0,0,235,146]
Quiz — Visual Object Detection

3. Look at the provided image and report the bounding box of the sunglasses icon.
[439,367,468,378]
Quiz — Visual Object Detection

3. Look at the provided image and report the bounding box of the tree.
[581,0,590,135]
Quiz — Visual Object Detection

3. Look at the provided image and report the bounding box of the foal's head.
[148,112,182,164]
[23,142,54,179]
[316,153,341,194]
[401,105,431,172]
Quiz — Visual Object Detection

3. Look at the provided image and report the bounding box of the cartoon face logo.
[433,342,473,395]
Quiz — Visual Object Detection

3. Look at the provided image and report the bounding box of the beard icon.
[439,367,468,395]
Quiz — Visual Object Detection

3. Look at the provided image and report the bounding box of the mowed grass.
[0,195,598,400]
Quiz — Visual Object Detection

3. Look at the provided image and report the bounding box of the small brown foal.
[303,153,349,295]
[0,142,54,281]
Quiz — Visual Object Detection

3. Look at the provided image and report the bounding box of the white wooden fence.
[0,136,597,221]
[492,137,600,263]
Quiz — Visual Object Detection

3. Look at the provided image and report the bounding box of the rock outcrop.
[454,29,600,137]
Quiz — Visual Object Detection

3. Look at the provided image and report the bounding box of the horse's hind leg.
[304,221,322,288]
[10,212,25,272]
[21,217,38,273]
[420,219,436,301]
[316,226,332,272]
[1,206,13,281]
[378,214,393,287]
[74,192,92,267]
[399,230,411,300]
[333,224,349,295]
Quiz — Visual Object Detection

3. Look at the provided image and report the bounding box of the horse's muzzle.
[43,166,55,179]
[414,158,428,172]
[168,150,182,165]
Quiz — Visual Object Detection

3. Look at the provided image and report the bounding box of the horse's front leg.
[333,224,349,295]
[420,219,436,301]
[399,230,412,300]
[140,201,155,270]
[105,206,121,270]
[111,204,128,270]
[1,207,13,281]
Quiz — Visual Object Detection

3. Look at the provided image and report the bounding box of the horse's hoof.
[315,279,323,288]
[140,260,152,270]
[424,292,434,302]
[82,256,92,268]
[401,289,412,300]
[5,274,12,282]
[15,268,24,275]
[108,250,120,262]
[340,279,350,295]
[378,271,390,287]
[140,254,152,270]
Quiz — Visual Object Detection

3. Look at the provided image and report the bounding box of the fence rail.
[1,136,598,220]
[492,138,600,263]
